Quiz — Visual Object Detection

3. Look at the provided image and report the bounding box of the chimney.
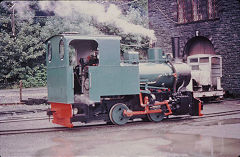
[172,37,181,62]
[149,39,156,48]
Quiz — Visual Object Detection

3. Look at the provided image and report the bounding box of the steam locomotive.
[46,33,203,128]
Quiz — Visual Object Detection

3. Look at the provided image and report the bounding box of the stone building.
[148,0,240,96]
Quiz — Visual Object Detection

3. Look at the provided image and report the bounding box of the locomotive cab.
[46,33,139,127]
[70,40,99,95]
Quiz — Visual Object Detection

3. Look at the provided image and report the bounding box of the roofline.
[45,34,64,43]
[45,34,121,44]
[187,54,221,57]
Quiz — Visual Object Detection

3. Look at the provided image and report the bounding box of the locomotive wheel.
[147,112,165,122]
[109,103,130,125]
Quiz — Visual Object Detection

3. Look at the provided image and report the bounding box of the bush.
[21,64,47,88]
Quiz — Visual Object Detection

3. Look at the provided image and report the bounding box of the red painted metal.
[164,101,173,116]
[139,92,145,107]
[173,73,177,78]
[154,100,167,105]
[154,100,172,116]
[123,94,173,117]
[50,102,73,128]
[194,97,203,116]
[123,107,163,117]
[198,100,203,116]
[144,96,149,105]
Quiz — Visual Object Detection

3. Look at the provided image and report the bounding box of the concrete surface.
[0,100,240,157]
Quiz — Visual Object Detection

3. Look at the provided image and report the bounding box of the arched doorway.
[184,36,215,56]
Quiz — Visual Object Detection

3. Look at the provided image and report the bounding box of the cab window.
[59,40,65,60]
[47,42,52,62]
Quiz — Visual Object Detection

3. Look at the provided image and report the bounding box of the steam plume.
[38,1,156,40]
[12,1,34,19]
[74,95,94,105]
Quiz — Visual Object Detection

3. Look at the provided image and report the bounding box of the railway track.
[0,116,51,124]
[165,109,240,122]
[0,109,47,116]
[0,109,49,124]
[1,109,240,136]
[0,108,49,124]
[0,127,70,135]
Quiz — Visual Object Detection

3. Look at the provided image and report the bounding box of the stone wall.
[148,0,240,95]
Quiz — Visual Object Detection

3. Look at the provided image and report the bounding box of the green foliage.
[41,15,100,40]
[0,2,46,88]
[21,64,46,88]
[0,1,150,88]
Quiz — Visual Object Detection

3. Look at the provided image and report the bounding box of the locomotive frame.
[46,33,203,128]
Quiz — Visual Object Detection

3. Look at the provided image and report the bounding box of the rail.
[1,109,240,136]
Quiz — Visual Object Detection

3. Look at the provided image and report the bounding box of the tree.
[0,1,46,87]
[0,0,152,88]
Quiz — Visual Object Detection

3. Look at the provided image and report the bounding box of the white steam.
[38,1,156,40]
[12,1,34,19]
[74,95,94,105]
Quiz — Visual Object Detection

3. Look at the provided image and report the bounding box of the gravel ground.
[0,100,240,157]
[0,87,47,104]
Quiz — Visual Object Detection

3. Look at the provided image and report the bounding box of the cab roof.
[45,33,121,43]
[46,33,122,66]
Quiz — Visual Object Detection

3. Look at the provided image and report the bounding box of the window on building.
[177,0,218,23]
